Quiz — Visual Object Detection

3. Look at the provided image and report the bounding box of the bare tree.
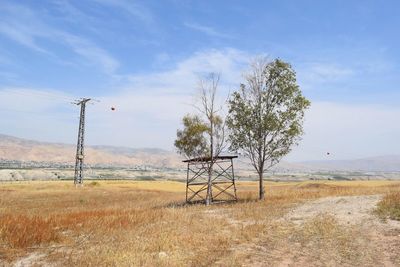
[175,73,226,205]
[197,73,226,205]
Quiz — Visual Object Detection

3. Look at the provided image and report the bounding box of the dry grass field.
[0,180,400,266]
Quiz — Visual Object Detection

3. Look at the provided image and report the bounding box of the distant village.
[1,158,400,183]
[0,159,181,171]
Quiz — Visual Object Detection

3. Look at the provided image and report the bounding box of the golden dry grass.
[289,214,374,266]
[376,191,400,221]
[0,180,399,266]
[0,214,59,249]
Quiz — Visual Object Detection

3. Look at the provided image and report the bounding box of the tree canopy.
[227,58,310,199]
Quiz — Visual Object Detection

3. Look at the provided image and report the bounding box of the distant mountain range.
[297,156,400,172]
[1,134,400,172]
[0,134,183,168]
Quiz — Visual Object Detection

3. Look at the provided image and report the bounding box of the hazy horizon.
[2,132,400,163]
[1,1,400,161]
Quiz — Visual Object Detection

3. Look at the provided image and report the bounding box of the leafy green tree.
[174,115,209,159]
[227,58,310,200]
[175,73,226,205]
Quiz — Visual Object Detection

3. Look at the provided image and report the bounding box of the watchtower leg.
[231,158,238,200]
[186,162,189,203]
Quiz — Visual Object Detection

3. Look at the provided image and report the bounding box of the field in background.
[2,166,400,183]
[1,180,400,266]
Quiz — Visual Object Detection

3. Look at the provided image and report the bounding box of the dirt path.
[12,252,48,267]
[284,195,400,266]
[284,195,384,225]
[235,195,400,267]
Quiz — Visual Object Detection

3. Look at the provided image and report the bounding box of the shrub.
[88,181,100,187]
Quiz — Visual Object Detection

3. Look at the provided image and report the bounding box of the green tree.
[227,58,310,200]
[174,115,209,159]
[175,73,226,205]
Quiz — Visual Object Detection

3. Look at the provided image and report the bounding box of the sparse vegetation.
[289,215,374,265]
[88,181,100,187]
[0,180,399,266]
[376,191,400,221]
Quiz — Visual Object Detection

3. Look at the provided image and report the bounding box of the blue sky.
[0,0,400,161]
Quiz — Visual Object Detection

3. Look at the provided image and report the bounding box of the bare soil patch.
[285,194,382,225]
[238,195,400,266]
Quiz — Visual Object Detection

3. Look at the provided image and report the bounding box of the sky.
[0,0,400,161]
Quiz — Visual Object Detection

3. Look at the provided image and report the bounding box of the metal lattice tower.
[184,156,238,204]
[74,98,91,185]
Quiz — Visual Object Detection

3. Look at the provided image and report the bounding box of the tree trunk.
[206,116,214,206]
[205,163,213,205]
[258,171,265,200]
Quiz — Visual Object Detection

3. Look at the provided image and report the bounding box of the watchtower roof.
[182,155,238,163]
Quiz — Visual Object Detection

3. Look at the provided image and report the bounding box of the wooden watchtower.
[183,156,238,203]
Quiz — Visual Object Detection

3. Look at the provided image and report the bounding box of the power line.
[0,107,79,121]
[0,89,75,102]
[0,89,86,118]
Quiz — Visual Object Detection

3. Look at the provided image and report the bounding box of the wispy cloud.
[59,33,120,74]
[0,48,250,148]
[0,23,47,54]
[297,62,355,90]
[1,48,400,161]
[123,48,249,95]
[52,1,103,35]
[94,48,251,147]
[0,4,52,54]
[92,0,154,25]
[0,2,120,75]
[184,22,233,39]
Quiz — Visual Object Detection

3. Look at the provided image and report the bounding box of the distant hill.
[0,134,183,168]
[299,155,400,172]
[1,134,400,172]
[238,155,400,173]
